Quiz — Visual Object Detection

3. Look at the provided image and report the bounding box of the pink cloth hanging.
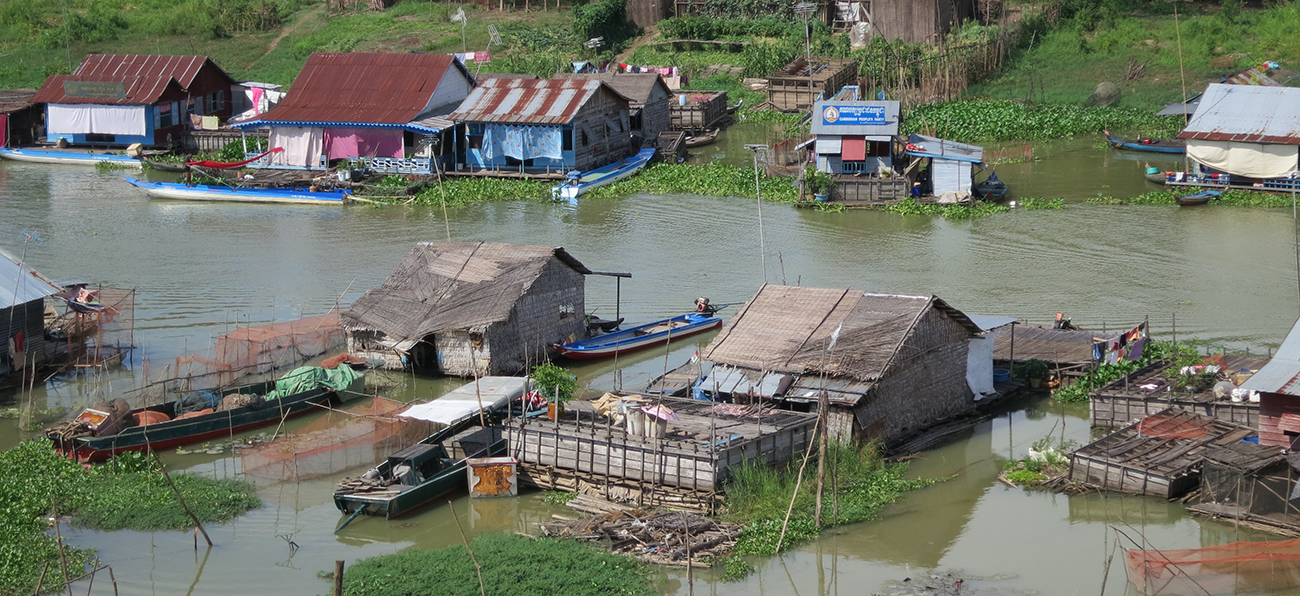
[323,128,404,160]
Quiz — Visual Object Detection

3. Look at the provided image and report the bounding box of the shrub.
[530,363,577,405]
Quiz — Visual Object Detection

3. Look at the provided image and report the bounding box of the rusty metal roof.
[1178,84,1300,145]
[449,77,626,125]
[258,52,471,125]
[1240,317,1300,396]
[32,55,230,105]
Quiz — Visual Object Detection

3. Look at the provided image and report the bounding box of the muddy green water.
[0,136,1294,595]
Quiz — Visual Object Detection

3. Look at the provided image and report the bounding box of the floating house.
[1241,317,1300,448]
[556,73,672,140]
[0,90,41,147]
[695,285,985,443]
[449,78,631,176]
[341,242,595,376]
[32,54,238,148]
[810,99,908,202]
[904,133,984,197]
[768,57,858,113]
[233,52,475,173]
[1090,355,1266,430]
[1178,84,1300,181]
[0,245,62,377]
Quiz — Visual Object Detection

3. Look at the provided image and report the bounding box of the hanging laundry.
[1127,338,1147,361]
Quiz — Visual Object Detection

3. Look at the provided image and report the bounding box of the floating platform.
[1090,357,1267,429]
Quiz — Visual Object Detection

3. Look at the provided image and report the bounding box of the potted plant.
[805,166,834,202]
[531,362,577,420]
[1016,359,1051,388]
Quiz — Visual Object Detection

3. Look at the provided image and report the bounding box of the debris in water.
[875,570,1029,596]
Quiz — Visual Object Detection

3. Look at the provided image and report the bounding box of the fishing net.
[1126,538,1300,595]
[240,396,426,481]
[1135,411,1213,440]
[142,313,346,399]
[48,285,136,367]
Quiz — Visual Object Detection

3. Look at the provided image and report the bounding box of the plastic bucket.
[993,368,1011,382]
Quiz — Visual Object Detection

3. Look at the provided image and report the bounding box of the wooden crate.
[669,91,728,130]
[767,57,859,113]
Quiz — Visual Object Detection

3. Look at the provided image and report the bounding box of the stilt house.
[232,52,475,174]
[1241,316,1300,448]
[341,242,594,377]
[695,285,984,443]
[449,78,631,175]
[556,73,672,140]
[32,54,238,148]
[1179,84,1300,180]
[0,245,62,377]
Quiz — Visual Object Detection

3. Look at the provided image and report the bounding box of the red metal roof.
[258,53,470,125]
[32,55,229,105]
[449,78,626,125]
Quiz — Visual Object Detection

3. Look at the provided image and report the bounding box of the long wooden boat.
[124,177,351,205]
[143,158,188,172]
[48,366,366,463]
[0,147,143,167]
[1103,130,1186,155]
[552,312,723,359]
[684,129,719,147]
[1176,189,1220,206]
[552,146,656,203]
[333,377,526,521]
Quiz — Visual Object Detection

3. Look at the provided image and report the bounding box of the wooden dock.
[993,324,1111,369]
[504,395,816,511]
[1068,408,1256,499]
[1090,356,1267,429]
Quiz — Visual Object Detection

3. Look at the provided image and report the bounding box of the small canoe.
[552,311,724,359]
[974,175,1008,200]
[726,100,744,115]
[1103,130,1186,155]
[684,129,719,147]
[143,159,188,172]
[48,365,365,463]
[552,146,656,203]
[1176,190,1220,206]
[0,147,143,167]
[124,177,351,205]
[1143,163,1167,184]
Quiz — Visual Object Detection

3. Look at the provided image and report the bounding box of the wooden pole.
[814,389,827,527]
[448,500,487,596]
[31,562,49,596]
[333,560,344,596]
[775,421,819,553]
[154,453,213,546]
[51,497,72,596]
[108,568,118,596]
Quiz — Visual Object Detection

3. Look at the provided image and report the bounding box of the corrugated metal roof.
[554,73,666,105]
[810,100,900,136]
[1178,84,1300,145]
[966,314,1017,331]
[0,244,62,309]
[449,78,625,125]
[1240,317,1300,395]
[906,133,983,163]
[32,55,227,105]
[259,53,471,125]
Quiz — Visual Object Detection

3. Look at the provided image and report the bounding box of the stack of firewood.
[537,494,742,568]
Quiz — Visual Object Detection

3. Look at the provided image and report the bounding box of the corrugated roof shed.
[906,133,983,163]
[449,78,626,125]
[257,53,470,125]
[1178,84,1300,145]
[0,245,62,309]
[702,285,980,381]
[810,100,900,136]
[1240,317,1300,395]
[554,73,664,104]
[32,55,226,105]
[341,242,591,342]
[0,89,36,114]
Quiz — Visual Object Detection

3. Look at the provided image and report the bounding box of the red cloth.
[841,136,867,161]
[187,147,283,169]
[323,128,403,160]
[0,114,7,147]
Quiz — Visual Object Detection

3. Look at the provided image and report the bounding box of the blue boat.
[552,146,656,204]
[124,177,353,205]
[0,147,143,167]
[552,310,723,359]
[1176,189,1220,206]
[1103,130,1186,155]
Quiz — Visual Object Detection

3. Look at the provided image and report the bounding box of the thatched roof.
[342,242,591,341]
[702,285,980,381]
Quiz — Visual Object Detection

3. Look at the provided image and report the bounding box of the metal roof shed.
[1178,84,1300,179]
[905,133,984,195]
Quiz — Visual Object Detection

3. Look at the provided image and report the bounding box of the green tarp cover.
[264,364,362,401]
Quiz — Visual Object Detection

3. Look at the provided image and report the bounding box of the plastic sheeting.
[1187,139,1299,179]
[485,124,564,160]
[323,128,404,160]
[268,126,324,167]
[48,104,147,136]
[263,363,363,401]
[967,331,996,399]
[399,377,528,424]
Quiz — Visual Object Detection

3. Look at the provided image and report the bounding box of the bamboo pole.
[154,453,213,547]
[775,421,820,553]
[448,500,487,596]
[51,498,72,596]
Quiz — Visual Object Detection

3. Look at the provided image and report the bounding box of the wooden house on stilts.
[0,244,62,378]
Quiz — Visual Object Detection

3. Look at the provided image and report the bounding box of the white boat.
[0,147,143,167]
[552,146,655,204]
[124,177,351,206]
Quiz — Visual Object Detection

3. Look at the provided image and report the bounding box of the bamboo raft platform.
[505,396,816,511]
[1068,408,1256,499]
[1090,356,1267,429]
[992,324,1114,370]
[537,494,742,567]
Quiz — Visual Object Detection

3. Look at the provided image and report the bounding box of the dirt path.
[614,24,657,64]
[248,4,325,69]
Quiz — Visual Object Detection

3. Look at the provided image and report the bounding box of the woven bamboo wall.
[488,257,586,374]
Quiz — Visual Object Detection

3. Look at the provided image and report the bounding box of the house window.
[562,131,573,151]
[580,130,589,146]
[468,135,484,149]
[158,103,174,128]
[212,90,224,111]
[195,96,205,115]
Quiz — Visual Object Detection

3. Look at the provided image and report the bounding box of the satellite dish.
[489,24,501,46]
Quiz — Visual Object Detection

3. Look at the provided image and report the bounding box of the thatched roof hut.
[699,285,983,442]
[342,242,592,376]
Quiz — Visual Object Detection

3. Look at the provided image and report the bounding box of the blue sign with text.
[820,104,888,126]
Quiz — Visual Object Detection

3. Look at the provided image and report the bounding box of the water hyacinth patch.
[903,100,1183,143]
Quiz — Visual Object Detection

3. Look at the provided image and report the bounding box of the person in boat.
[183,154,194,187]
[695,297,718,316]
[565,170,582,187]
[1053,312,1078,331]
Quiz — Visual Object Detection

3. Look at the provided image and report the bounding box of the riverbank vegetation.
[720,442,935,577]
[1000,435,1075,486]
[338,533,655,596]
[902,100,1182,143]
[1086,189,1296,207]
[0,440,261,596]
[1052,339,1198,403]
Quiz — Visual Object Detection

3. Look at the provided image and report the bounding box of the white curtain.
[268,126,324,168]
[1188,139,1299,179]
[48,104,146,136]
[966,331,996,400]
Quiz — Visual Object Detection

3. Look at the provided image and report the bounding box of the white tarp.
[967,331,996,400]
[932,159,972,195]
[1187,139,1299,179]
[398,376,527,424]
[48,104,146,136]
[268,126,324,168]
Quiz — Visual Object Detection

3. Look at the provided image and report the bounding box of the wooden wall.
[488,257,587,374]
[0,299,49,376]
[625,0,666,27]
[1259,392,1300,449]
[571,88,632,171]
[1091,394,1258,429]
